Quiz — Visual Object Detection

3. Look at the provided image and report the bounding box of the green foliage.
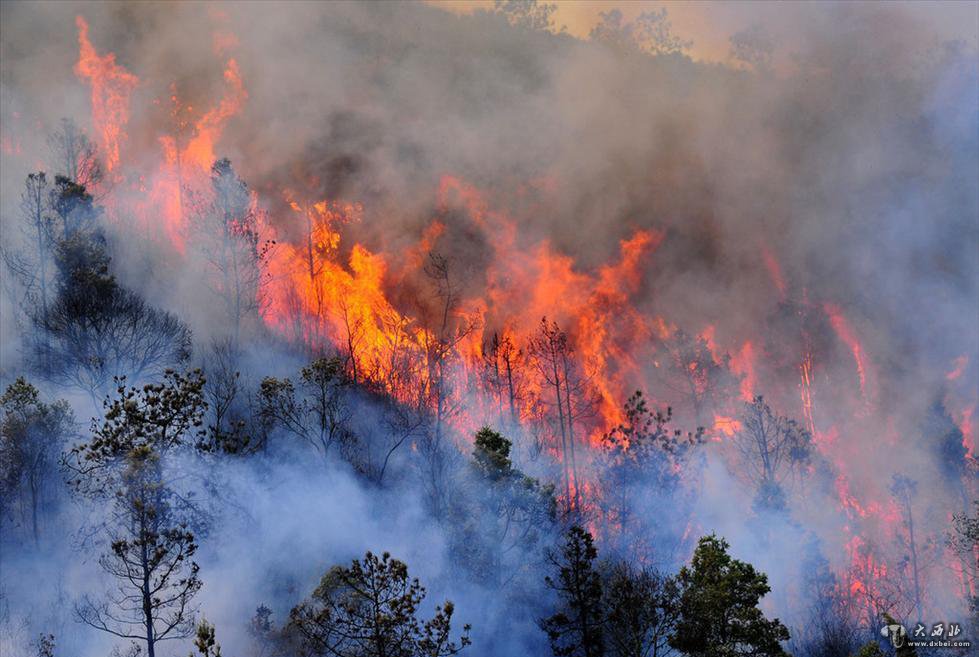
[70,370,207,656]
[65,369,206,493]
[454,426,555,587]
[589,8,692,57]
[540,526,605,657]
[472,426,512,479]
[494,0,559,32]
[248,604,281,656]
[191,617,222,657]
[0,378,74,544]
[35,633,55,657]
[729,25,775,74]
[49,174,100,237]
[602,562,680,657]
[601,390,703,479]
[851,642,885,657]
[597,390,703,559]
[670,534,790,657]
[77,446,202,654]
[259,357,351,458]
[289,550,471,657]
[36,184,191,397]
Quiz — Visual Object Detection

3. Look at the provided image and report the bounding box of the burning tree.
[529,317,597,513]
[596,391,704,563]
[790,538,862,657]
[280,194,361,352]
[416,252,479,519]
[731,396,812,513]
[889,474,927,622]
[651,329,739,429]
[47,118,103,191]
[190,158,271,351]
[478,331,526,432]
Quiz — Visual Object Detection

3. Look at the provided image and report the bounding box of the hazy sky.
[432,0,979,64]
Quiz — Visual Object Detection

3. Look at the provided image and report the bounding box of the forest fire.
[67,12,977,597]
[1,4,975,657]
[73,16,137,175]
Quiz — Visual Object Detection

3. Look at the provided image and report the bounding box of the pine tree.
[539,526,605,657]
[289,551,471,657]
[670,534,790,657]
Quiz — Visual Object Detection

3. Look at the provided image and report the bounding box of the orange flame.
[74,16,138,174]
[824,303,874,407]
[730,340,756,402]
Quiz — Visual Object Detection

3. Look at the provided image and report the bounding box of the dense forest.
[1,2,976,657]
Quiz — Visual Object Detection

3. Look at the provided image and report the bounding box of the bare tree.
[191,158,272,351]
[259,357,352,461]
[589,8,692,57]
[479,331,525,430]
[529,317,597,512]
[417,253,478,519]
[199,340,262,455]
[39,290,192,404]
[340,391,425,487]
[731,396,812,512]
[2,173,55,359]
[651,329,738,429]
[889,474,929,622]
[47,118,103,191]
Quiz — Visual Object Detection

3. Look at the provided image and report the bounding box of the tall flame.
[74,16,138,175]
